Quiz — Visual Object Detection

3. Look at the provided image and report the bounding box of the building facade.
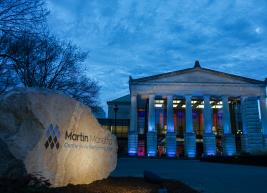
[98,95,130,155]
[106,61,267,158]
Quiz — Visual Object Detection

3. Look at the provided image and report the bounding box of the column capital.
[131,94,138,98]
[203,95,211,100]
[167,95,173,99]
[222,95,229,102]
[185,95,192,100]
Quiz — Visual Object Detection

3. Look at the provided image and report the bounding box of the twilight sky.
[47,0,267,112]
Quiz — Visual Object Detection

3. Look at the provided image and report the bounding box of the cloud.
[47,0,267,112]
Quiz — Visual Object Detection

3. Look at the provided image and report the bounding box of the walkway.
[111,158,267,193]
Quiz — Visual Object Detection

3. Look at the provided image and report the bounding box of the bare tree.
[1,32,101,110]
[0,1,102,111]
[0,34,17,94]
[0,63,14,95]
[0,0,48,93]
[0,0,48,35]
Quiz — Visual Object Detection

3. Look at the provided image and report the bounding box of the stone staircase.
[242,97,263,153]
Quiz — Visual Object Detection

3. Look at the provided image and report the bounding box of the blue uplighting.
[147,151,156,157]
[187,151,196,158]
[206,151,216,156]
[128,149,137,156]
[223,136,236,156]
[203,134,216,157]
[128,134,138,156]
[167,151,176,157]
[225,148,235,156]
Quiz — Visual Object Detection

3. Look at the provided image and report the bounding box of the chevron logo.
[44,124,60,150]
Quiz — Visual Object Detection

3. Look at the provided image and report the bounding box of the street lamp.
[113,104,119,132]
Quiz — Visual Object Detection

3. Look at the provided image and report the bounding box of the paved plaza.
[112,158,267,193]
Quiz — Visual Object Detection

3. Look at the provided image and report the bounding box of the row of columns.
[128,94,267,157]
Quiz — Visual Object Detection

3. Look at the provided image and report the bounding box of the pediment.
[132,68,263,85]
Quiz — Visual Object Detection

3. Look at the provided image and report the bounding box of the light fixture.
[173,100,181,104]
[196,105,204,108]
[155,100,164,104]
[155,104,163,108]
[212,105,223,109]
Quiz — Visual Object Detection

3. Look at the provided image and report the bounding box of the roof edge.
[130,65,264,85]
[107,94,130,105]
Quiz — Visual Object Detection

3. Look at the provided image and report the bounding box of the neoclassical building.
[104,61,267,158]
[102,61,267,157]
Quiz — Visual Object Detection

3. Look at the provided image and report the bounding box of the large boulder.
[0,88,117,187]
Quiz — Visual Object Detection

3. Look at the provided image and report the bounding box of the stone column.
[128,94,138,156]
[166,95,176,157]
[203,95,216,156]
[260,96,267,150]
[222,96,236,156]
[184,95,196,158]
[147,94,157,157]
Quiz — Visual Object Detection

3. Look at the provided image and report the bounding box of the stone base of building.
[166,132,176,157]
[241,133,264,154]
[147,131,157,157]
[263,135,267,151]
[128,132,138,156]
[184,132,196,158]
[203,133,216,156]
[241,134,249,153]
[223,134,236,156]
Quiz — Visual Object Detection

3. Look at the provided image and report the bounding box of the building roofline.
[130,62,264,85]
[107,94,130,105]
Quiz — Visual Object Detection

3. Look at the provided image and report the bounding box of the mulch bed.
[0,176,199,193]
[201,155,267,167]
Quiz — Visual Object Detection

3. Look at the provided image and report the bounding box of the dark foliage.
[0,32,100,110]
[0,174,50,193]
[0,0,102,111]
[0,176,199,193]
